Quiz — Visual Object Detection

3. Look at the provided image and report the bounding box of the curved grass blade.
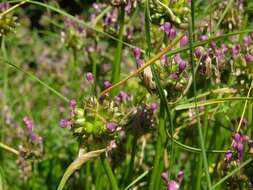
[57,149,106,190]
[2,60,69,103]
[124,169,150,190]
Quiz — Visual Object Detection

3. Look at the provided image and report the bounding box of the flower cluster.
[17,117,43,181]
[0,2,19,37]
[60,16,86,50]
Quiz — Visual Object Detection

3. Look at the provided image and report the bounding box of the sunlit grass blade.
[57,149,106,190]
[0,142,19,155]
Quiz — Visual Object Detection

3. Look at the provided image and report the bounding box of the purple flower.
[0,2,10,12]
[245,54,253,63]
[200,35,208,41]
[69,99,76,110]
[243,36,250,46]
[124,2,132,13]
[137,59,145,66]
[225,150,233,161]
[195,47,204,58]
[161,172,168,182]
[23,117,34,132]
[221,43,228,53]
[86,72,94,82]
[167,180,179,190]
[60,119,71,128]
[160,22,172,35]
[150,103,158,112]
[234,133,241,143]
[133,48,141,60]
[169,28,177,39]
[177,171,184,184]
[180,35,188,47]
[210,42,217,50]
[106,122,118,132]
[174,54,187,72]
[103,80,112,89]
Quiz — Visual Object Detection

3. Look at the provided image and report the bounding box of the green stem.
[148,102,165,190]
[101,156,119,190]
[92,48,97,95]
[196,106,209,190]
[111,5,125,94]
[85,161,91,190]
[189,1,212,188]
[124,135,137,187]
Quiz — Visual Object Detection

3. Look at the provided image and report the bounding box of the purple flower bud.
[124,2,131,13]
[234,133,241,142]
[60,119,71,128]
[242,135,250,142]
[137,59,145,66]
[245,54,253,63]
[200,35,208,41]
[174,54,182,64]
[103,80,112,89]
[0,3,10,12]
[69,99,76,110]
[106,122,117,132]
[195,47,204,58]
[23,117,34,132]
[179,60,187,72]
[167,180,179,190]
[161,172,168,182]
[160,22,172,35]
[86,72,94,82]
[225,150,233,161]
[133,48,141,60]
[177,171,184,184]
[221,43,228,53]
[210,42,217,50]
[180,35,188,47]
[232,46,239,57]
[237,142,244,154]
[169,28,177,39]
[150,103,158,112]
[243,36,250,46]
